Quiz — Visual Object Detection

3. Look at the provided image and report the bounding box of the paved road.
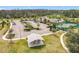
[12,20,52,39]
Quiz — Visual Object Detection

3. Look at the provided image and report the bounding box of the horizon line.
[0,6,79,10]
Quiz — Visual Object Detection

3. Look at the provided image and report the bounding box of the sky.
[0,6,79,10]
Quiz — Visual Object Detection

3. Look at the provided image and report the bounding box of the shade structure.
[27,33,44,47]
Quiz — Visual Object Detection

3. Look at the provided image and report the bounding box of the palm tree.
[43,19,47,24]
[2,21,5,27]
[52,23,56,29]
[49,23,53,31]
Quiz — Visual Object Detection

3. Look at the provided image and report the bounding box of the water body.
[56,21,79,30]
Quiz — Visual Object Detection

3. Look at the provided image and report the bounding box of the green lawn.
[0,26,3,30]
[0,31,66,53]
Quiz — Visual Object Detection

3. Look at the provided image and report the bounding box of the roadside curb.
[41,33,53,36]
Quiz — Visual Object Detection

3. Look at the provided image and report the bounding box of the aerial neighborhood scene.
[0,6,79,53]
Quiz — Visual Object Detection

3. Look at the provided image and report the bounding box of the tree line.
[0,9,79,18]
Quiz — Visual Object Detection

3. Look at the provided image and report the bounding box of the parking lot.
[11,20,52,39]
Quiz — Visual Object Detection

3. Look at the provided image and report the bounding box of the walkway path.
[60,31,70,53]
[2,23,12,40]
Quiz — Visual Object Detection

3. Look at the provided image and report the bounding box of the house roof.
[27,33,44,43]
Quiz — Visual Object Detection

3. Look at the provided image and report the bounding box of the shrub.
[65,30,79,53]
[24,28,31,31]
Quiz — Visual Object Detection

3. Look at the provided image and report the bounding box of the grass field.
[0,24,10,35]
[0,31,66,53]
